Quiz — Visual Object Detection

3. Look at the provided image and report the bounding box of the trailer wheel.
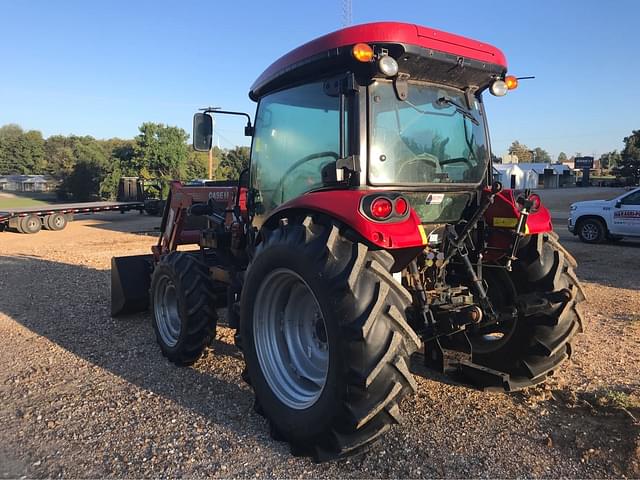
[150,252,217,366]
[20,215,42,234]
[43,213,67,231]
[49,213,67,231]
[469,232,586,390]
[241,215,419,460]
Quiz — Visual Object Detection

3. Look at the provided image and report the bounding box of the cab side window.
[250,82,340,216]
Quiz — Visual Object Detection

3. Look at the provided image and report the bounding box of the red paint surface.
[271,190,426,249]
[483,188,554,262]
[484,188,553,235]
[251,22,507,97]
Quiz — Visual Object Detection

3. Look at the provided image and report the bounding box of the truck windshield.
[369,80,489,186]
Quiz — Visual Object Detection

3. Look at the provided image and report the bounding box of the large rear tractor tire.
[240,215,419,460]
[150,252,217,366]
[469,232,586,390]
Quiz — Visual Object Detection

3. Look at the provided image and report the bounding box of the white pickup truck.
[568,187,640,243]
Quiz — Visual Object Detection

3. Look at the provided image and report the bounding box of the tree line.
[504,133,640,183]
[0,123,249,201]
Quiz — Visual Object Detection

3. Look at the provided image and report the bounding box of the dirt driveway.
[1,196,638,478]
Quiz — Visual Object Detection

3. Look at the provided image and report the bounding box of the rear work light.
[371,197,393,219]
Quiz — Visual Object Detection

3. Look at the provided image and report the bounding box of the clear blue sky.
[1,0,637,160]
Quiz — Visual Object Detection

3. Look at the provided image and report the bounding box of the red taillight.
[395,197,408,216]
[371,197,393,219]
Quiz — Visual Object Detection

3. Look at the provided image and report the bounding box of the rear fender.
[484,188,553,235]
[483,188,553,262]
[263,190,428,250]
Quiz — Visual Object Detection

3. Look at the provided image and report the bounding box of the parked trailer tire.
[43,213,68,231]
[468,232,586,390]
[241,215,419,460]
[150,252,217,366]
[20,215,42,234]
[49,213,68,231]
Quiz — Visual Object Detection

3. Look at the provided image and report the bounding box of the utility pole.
[207,109,219,180]
[342,0,352,26]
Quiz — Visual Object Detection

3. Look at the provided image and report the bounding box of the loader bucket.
[111,254,153,316]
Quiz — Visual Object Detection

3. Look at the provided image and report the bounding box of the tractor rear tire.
[240,215,419,460]
[150,252,217,366]
[470,232,586,390]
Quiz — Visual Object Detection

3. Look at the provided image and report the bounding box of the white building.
[492,164,538,189]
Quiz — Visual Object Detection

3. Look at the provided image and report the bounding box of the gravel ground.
[1,194,639,479]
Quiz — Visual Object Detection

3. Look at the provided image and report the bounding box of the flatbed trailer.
[0,200,145,234]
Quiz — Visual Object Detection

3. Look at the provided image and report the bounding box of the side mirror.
[193,113,213,151]
[615,200,622,208]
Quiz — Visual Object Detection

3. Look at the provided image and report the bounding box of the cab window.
[250,82,341,216]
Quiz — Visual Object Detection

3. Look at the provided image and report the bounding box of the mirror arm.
[199,108,254,136]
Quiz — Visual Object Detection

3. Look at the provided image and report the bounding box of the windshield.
[369,81,489,186]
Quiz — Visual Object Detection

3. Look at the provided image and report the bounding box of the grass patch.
[597,389,640,410]
[0,197,51,209]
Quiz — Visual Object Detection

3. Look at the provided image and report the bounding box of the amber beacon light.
[352,43,374,62]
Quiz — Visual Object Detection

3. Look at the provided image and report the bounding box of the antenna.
[342,0,352,26]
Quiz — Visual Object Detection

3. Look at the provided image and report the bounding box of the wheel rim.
[53,215,64,228]
[581,222,599,241]
[25,217,40,232]
[253,268,329,410]
[153,274,181,347]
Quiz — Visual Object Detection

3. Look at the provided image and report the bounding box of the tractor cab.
[195,22,513,231]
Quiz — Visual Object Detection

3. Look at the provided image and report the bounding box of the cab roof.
[250,21,507,100]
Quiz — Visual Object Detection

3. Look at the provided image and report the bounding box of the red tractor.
[112,22,585,460]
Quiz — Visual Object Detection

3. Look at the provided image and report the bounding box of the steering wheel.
[271,151,339,206]
[397,153,439,182]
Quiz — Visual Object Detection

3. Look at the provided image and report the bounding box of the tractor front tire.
[150,252,217,366]
[240,215,419,460]
[470,232,586,390]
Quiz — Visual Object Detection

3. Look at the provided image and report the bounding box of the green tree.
[622,130,640,160]
[58,136,109,200]
[557,152,568,163]
[185,149,209,180]
[133,123,189,181]
[45,135,77,179]
[619,130,640,184]
[531,147,551,163]
[219,146,250,180]
[0,124,46,174]
[599,151,622,170]
[508,140,532,163]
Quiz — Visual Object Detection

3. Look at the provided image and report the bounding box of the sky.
[1,0,638,160]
